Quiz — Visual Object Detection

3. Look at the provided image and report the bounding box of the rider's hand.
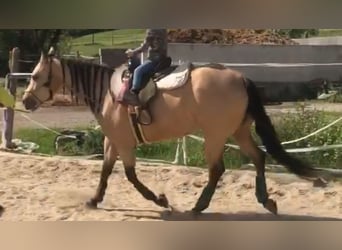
[125,49,134,58]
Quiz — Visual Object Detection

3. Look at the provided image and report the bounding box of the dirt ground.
[0,151,340,221]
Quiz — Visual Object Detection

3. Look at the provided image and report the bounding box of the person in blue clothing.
[125,29,168,106]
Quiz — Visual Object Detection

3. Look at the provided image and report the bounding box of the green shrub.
[82,128,104,155]
[264,104,342,168]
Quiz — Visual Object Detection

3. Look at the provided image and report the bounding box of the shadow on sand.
[97,207,341,221]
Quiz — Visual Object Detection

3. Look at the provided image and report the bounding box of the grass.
[70,29,146,56]
[15,128,59,155]
[317,29,342,37]
[14,126,93,155]
[0,78,4,87]
[12,127,247,168]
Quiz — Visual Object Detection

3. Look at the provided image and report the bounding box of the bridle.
[24,55,114,113]
[24,55,60,106]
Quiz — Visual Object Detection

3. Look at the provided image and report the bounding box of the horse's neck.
[61,60,112,117]
[110,65,127,98]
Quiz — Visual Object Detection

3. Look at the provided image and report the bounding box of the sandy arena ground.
[0,151,340,221]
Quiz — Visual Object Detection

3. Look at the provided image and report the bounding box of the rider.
[125,29,168,106]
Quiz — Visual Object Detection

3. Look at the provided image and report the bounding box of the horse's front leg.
[120,148,169,208]
[86,137,118,208]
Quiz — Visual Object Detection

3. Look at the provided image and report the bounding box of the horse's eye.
[31,75,38,81]
[43,81,50,87]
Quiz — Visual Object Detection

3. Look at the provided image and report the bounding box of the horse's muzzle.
[22,95,39,111]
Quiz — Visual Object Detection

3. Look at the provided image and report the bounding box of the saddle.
[116,57,193,144]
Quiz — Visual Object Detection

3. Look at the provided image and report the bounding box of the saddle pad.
[156,62,192,90]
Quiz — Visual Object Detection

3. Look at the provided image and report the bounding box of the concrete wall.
[100,44,342,101]
[294,36,342,45]
[166,43,342,101]
[168,43,342,64]
[167,43,342,82]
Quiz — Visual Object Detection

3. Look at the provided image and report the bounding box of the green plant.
[265,104,342,168]
[15,128,58,155]
[277,29,319,38]
[82,128,104,155]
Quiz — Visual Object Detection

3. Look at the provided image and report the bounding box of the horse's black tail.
[244,78,319,178]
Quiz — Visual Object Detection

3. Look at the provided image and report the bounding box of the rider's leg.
[131,60,156,94]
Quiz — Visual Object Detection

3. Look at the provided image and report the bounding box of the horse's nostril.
[22,97,38,111]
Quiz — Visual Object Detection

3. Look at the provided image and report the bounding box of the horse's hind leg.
[87,137,118,208]
[192,136,226,213]
[232,118,278,215]
[119,148,169,209]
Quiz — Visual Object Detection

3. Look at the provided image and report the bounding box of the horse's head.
[22,47,64,111]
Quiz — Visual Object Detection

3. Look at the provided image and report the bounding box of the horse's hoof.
[86,199,98,209]
[191,201,209,214]
[263,199,278,215]
[168,205,179,213]
[0,205,4,216]
[156,193,169,208]
[189,208,205,220]
[191,208,203,216]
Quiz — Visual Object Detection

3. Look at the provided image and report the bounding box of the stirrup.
[123,91,141,106]
[137,109,152,125]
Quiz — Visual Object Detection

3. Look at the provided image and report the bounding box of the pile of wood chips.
[167,29,298,45]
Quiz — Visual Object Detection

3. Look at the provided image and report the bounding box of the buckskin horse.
[22,47,326,215]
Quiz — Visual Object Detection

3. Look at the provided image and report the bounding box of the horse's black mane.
[60,58,117,115]
[60,58,116,74]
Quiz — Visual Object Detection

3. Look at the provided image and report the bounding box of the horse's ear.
[48,46,55,56]
[40,50,48,62]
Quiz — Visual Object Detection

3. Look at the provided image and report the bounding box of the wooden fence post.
[1,47,20,149]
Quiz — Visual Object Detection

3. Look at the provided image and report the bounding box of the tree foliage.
[65,29,114,38]
[0,29,68,76]
[0,29,115,76]
[0,30,65,55]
